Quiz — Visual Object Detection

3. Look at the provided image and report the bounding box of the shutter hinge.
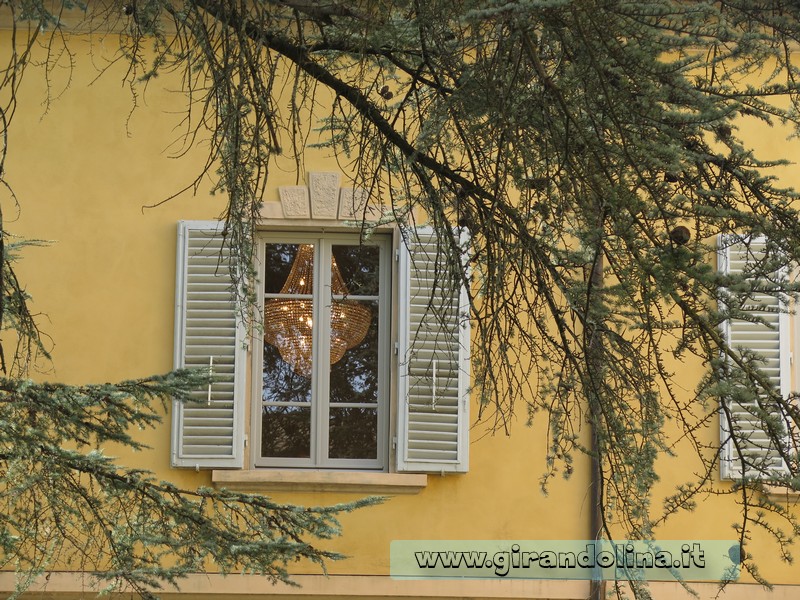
[244,434,248,448]
[395,248,400,262]
[394,341,399,355]
[392,436,398,450]
[791,352,794,366]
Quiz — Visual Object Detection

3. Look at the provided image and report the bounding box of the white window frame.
[172,220,470,475]
[252,232,392,471]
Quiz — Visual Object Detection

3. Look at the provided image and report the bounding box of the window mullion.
[315,240,333,466]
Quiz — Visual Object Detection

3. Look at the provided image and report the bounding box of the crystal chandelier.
[264,244,372,377]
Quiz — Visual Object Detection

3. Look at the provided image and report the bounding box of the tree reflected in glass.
[260,240,383,464]
[261,342,312,458]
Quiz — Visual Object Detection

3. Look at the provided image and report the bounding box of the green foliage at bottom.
[0,372,381,599]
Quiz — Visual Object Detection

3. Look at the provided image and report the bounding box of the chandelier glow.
[264,244,372,377]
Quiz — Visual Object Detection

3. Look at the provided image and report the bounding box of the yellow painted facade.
[3,29,800,599]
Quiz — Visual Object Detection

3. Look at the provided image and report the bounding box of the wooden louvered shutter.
[397,228,470,473]
[719,234,791,479]
[171,221,246,469]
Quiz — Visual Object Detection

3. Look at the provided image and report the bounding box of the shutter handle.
[432,359,437,411]
[207,356,213,405]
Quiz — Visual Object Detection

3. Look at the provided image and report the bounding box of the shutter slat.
[397,228,470,473]
[719,234,790,479]
[171,221,246,469]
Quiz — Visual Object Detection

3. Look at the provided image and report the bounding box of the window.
[171,221,470,474]
[718,234,792,479]
[256,235,391,470]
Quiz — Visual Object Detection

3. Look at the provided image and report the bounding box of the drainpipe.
[588,246,605,600]
[589,425,604,600]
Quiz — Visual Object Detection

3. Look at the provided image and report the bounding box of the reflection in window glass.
[264,243,315,377]
[259,237,387,468]
[261,405,311,458]
[329,407,378,459]
[261,342,312,459]
[329,302,379,405]
[262,342,312,404]
[264,244,303,294]
[332,244,380,296]
[328,301,379,459]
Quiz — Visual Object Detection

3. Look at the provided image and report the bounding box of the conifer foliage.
[0,254,374,597]
[0,7,379,598]
[5,0,800,596]
[0,373,374,598]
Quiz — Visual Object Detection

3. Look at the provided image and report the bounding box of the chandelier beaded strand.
[264,244,372,377]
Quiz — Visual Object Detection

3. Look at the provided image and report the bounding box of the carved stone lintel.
[338,187,370,220]
[278,186,310,218]
[309,172,341,219]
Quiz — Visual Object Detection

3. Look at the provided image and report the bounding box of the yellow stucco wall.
[4,29,800,596]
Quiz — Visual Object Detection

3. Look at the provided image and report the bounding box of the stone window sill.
[765,485,800,500]
[211,469,427,494]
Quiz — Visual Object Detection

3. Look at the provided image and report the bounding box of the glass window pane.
[329,301,378,404]
[332,244,380,296]
[329,407,378,460]
[262,341,312,402]
[264,243,315,378]
[265,243,314,295]
[261,342,312,459]
[261,405,311,458]
[259,236,387,467]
